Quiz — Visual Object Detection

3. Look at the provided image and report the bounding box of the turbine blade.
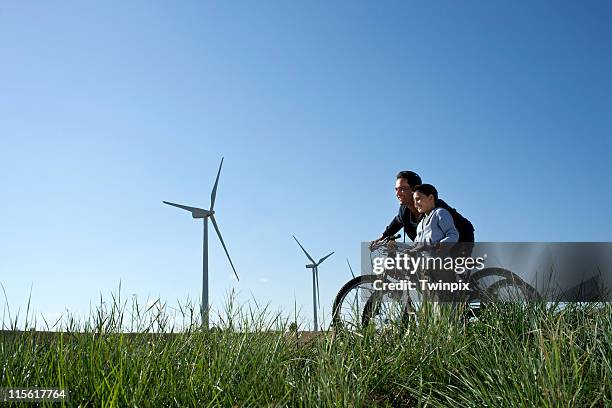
[210,158,224,211]
[347,258,355,279]
[292,236,316,265]
[163,201,208,216]
[210,215,239,281]
[317,251,334,265]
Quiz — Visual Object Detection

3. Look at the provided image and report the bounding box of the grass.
[1,294,610,407]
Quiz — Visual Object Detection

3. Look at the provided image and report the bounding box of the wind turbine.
[293,236,333,331]
[163,157,239,329]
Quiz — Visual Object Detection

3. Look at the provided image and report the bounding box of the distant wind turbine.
[163,157,238,329]
[293,236,333,331]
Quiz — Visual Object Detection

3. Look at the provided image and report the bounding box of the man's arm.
[380,206,419,241]
[381,212,403,238]
[370,210,404,250]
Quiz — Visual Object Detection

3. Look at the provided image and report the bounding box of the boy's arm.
[436,209,459,243]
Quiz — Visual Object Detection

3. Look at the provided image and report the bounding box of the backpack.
[436,199,475,242]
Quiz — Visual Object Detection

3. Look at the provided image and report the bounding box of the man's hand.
[369,236,385,251]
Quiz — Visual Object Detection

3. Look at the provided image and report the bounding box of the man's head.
[412,184,438,214]
[395,171,422,206]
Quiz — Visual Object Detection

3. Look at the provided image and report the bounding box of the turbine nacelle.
[162,201,214,219]
[191,210,214,219]
[192,209,214,219]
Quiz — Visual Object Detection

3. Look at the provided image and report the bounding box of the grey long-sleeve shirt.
[414,207,459,244]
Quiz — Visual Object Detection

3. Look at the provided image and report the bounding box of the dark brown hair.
[396,171,422,188]
[413,183,438,201]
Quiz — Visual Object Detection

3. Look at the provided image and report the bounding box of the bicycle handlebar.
[369,233,403,251]
[383,233,402,242]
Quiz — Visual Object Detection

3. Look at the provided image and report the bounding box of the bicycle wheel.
[361,287,416,329]
[470,267,533,287]
[484,277,541,302]
[332,275,380,330]
[468,267,541,306]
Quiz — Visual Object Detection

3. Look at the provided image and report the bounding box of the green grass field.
[1,297,610,407]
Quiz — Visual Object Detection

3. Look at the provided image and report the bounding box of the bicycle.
[332,235,541,330]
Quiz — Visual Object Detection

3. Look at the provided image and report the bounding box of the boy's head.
[394,171,422,206]
[412,184,438,214]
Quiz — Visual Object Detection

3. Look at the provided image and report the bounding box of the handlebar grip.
[385,234,402,242]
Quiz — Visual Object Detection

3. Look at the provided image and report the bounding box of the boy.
[412,184,459,244]
[412,184,462,304]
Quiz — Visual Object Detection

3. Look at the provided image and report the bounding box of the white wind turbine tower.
[163,157,239,329]
[293,236,334,331]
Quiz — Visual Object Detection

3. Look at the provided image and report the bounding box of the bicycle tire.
[463,267,541,320]
[470,267,532,287]
[484,277,541,302]
[332,275,379,329]
[332,274,416,330]
[361,288,415,329]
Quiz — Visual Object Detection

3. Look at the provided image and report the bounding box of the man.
[371,171,474,246]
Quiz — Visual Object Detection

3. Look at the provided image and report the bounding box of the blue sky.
[1,1,611,329]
